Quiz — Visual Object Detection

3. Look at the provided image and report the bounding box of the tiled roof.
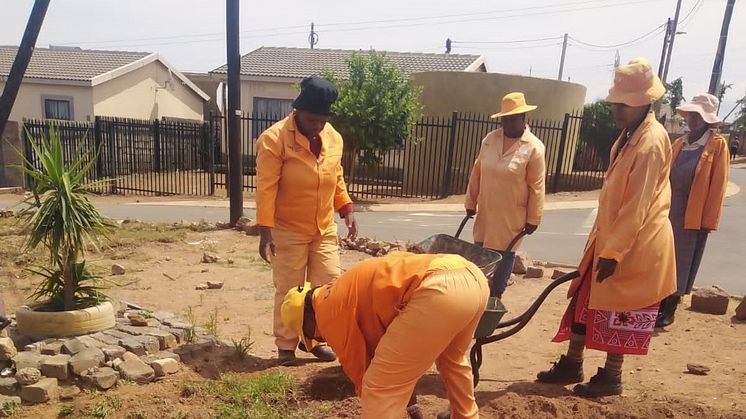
[210,47,484,78]
[0,46,150,81]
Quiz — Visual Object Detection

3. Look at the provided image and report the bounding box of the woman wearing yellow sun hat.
[281,251,489,419]
[536,58,676,397]
[465,92,546,298]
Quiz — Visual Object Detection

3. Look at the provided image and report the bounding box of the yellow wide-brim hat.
[491,92,538,118]
[606,57,665,107]
[280,282,317,351]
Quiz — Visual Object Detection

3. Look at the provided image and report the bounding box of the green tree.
[663,78,685,111]
[323,51,423,186]
[579,100,619,168]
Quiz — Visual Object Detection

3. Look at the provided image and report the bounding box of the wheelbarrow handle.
[505,230,527,253]
[455,214,473,239]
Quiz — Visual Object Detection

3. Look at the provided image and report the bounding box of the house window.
[252,97,293,118]
[251,97,293,139]
[42,97,73,120]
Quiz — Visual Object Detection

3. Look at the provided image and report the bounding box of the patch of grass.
[0,398,19,417]
[203,307,219,338]
[88,393,123,418]
[170,413,189,419]
[107,222,192,248]
[58,404,75,417]
[183,306,197,343]
[125,410,148,419]
[231,326,254,360]
[188,372,309,419]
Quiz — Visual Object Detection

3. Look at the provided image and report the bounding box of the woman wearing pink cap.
[655,93,730,327]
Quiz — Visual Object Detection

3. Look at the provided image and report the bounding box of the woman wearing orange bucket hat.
[536,58,676,397]
[655,93,729,328]
[465,92,546,298]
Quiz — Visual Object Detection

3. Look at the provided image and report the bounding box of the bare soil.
[1,220,745,418]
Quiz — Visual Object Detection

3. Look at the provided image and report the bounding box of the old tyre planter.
[15,302,116,338]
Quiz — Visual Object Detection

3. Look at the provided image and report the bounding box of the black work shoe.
[536,355,584,384]
[655,295,680,328]
[573,367,623,398]
[310,345,337,362]
[278,350,298,366]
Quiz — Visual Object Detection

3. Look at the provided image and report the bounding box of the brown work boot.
[536,355,584,384]
[278,350,298,366]
[573,367,623,398]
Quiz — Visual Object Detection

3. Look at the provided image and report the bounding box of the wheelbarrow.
[406,216,580,418]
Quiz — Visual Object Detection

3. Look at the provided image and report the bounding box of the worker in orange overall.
[536,58,676,397]
[281,252,489,419]
[256,76,358,366]
[465,92,545,297]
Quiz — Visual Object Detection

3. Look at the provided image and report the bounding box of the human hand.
[259,226,276,263]
[524,223,538,235]
[595,258,617,283]
[344,213,358,240]
[466,209,477,218]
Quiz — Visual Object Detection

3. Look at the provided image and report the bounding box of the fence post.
[441,111,459,198]
[552,113,571,194]
[107,119,118,194]
[93,117,103,179]
[208,113,216,195]
[153,119,161,173]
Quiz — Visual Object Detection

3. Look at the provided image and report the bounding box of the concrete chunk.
[90,332,122,346]
[12,352,47,370]
[0,377,19,396]
[41,340,65,355]
[118,338,146,356]
[101,345,126,362]
[81,367,119,390]
[145,330,177,350]
[15,367,42,385]
[20,377,58,404]
[691,286,730,315]
[117,359,154,384]
[134,335,160,354]
[0,338,17,362]
[151,358,179,377]
[41,354,71,380]
[68,348,105,375]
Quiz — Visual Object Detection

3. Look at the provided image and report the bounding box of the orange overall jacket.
[312,252,469,395]
[568,113,676,311]
[255,113,352,236]
[671,131,729,231]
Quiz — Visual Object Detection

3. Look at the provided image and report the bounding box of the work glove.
[465,209,477,217]
[524,223,538,235]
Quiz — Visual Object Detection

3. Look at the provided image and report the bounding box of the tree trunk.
[346,145,361,188]
[62,255,75,311]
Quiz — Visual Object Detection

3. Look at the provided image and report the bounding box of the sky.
[2,0,744,121]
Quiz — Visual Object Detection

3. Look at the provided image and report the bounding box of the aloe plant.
[14,126,114,311]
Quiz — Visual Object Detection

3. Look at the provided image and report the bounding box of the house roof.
[210,47,486,78]
[0,46,209,100]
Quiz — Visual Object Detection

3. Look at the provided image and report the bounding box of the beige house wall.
[239,78,298,116]
[93,61,204,121]
[0,80,94,121]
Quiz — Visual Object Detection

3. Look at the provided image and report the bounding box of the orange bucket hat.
[491,92,538,118]
[606,58,665,107]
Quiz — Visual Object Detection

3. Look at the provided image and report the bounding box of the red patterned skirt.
[552,270,660,355]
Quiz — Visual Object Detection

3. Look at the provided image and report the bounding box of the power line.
[52,0,663,50]
[451,36,562,45]
[569,23,666,50]
[455,42,564,51]
[679,0,705,27]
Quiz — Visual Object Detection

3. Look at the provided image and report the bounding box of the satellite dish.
[216,82,225,114]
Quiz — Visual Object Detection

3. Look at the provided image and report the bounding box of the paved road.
[2,166,744,294]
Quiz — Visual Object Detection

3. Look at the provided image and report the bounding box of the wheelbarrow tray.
[417,234,502,278]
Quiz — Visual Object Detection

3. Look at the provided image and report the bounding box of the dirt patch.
[2,219,745,418]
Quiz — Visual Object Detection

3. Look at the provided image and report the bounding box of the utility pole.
[709,0,736,94]
[557,33,568,81]
[0,0,51,137]
[226,0,243,225]
[662,0,683,83]
[658,18,672,78]
[309,22,319,49]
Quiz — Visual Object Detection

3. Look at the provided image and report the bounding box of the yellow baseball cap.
[280,282,317,351]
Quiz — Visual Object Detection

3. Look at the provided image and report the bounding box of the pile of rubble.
[338,237,424,257]
[0,308,214,407]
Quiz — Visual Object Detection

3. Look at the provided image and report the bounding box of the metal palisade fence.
[23,111,609,199]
